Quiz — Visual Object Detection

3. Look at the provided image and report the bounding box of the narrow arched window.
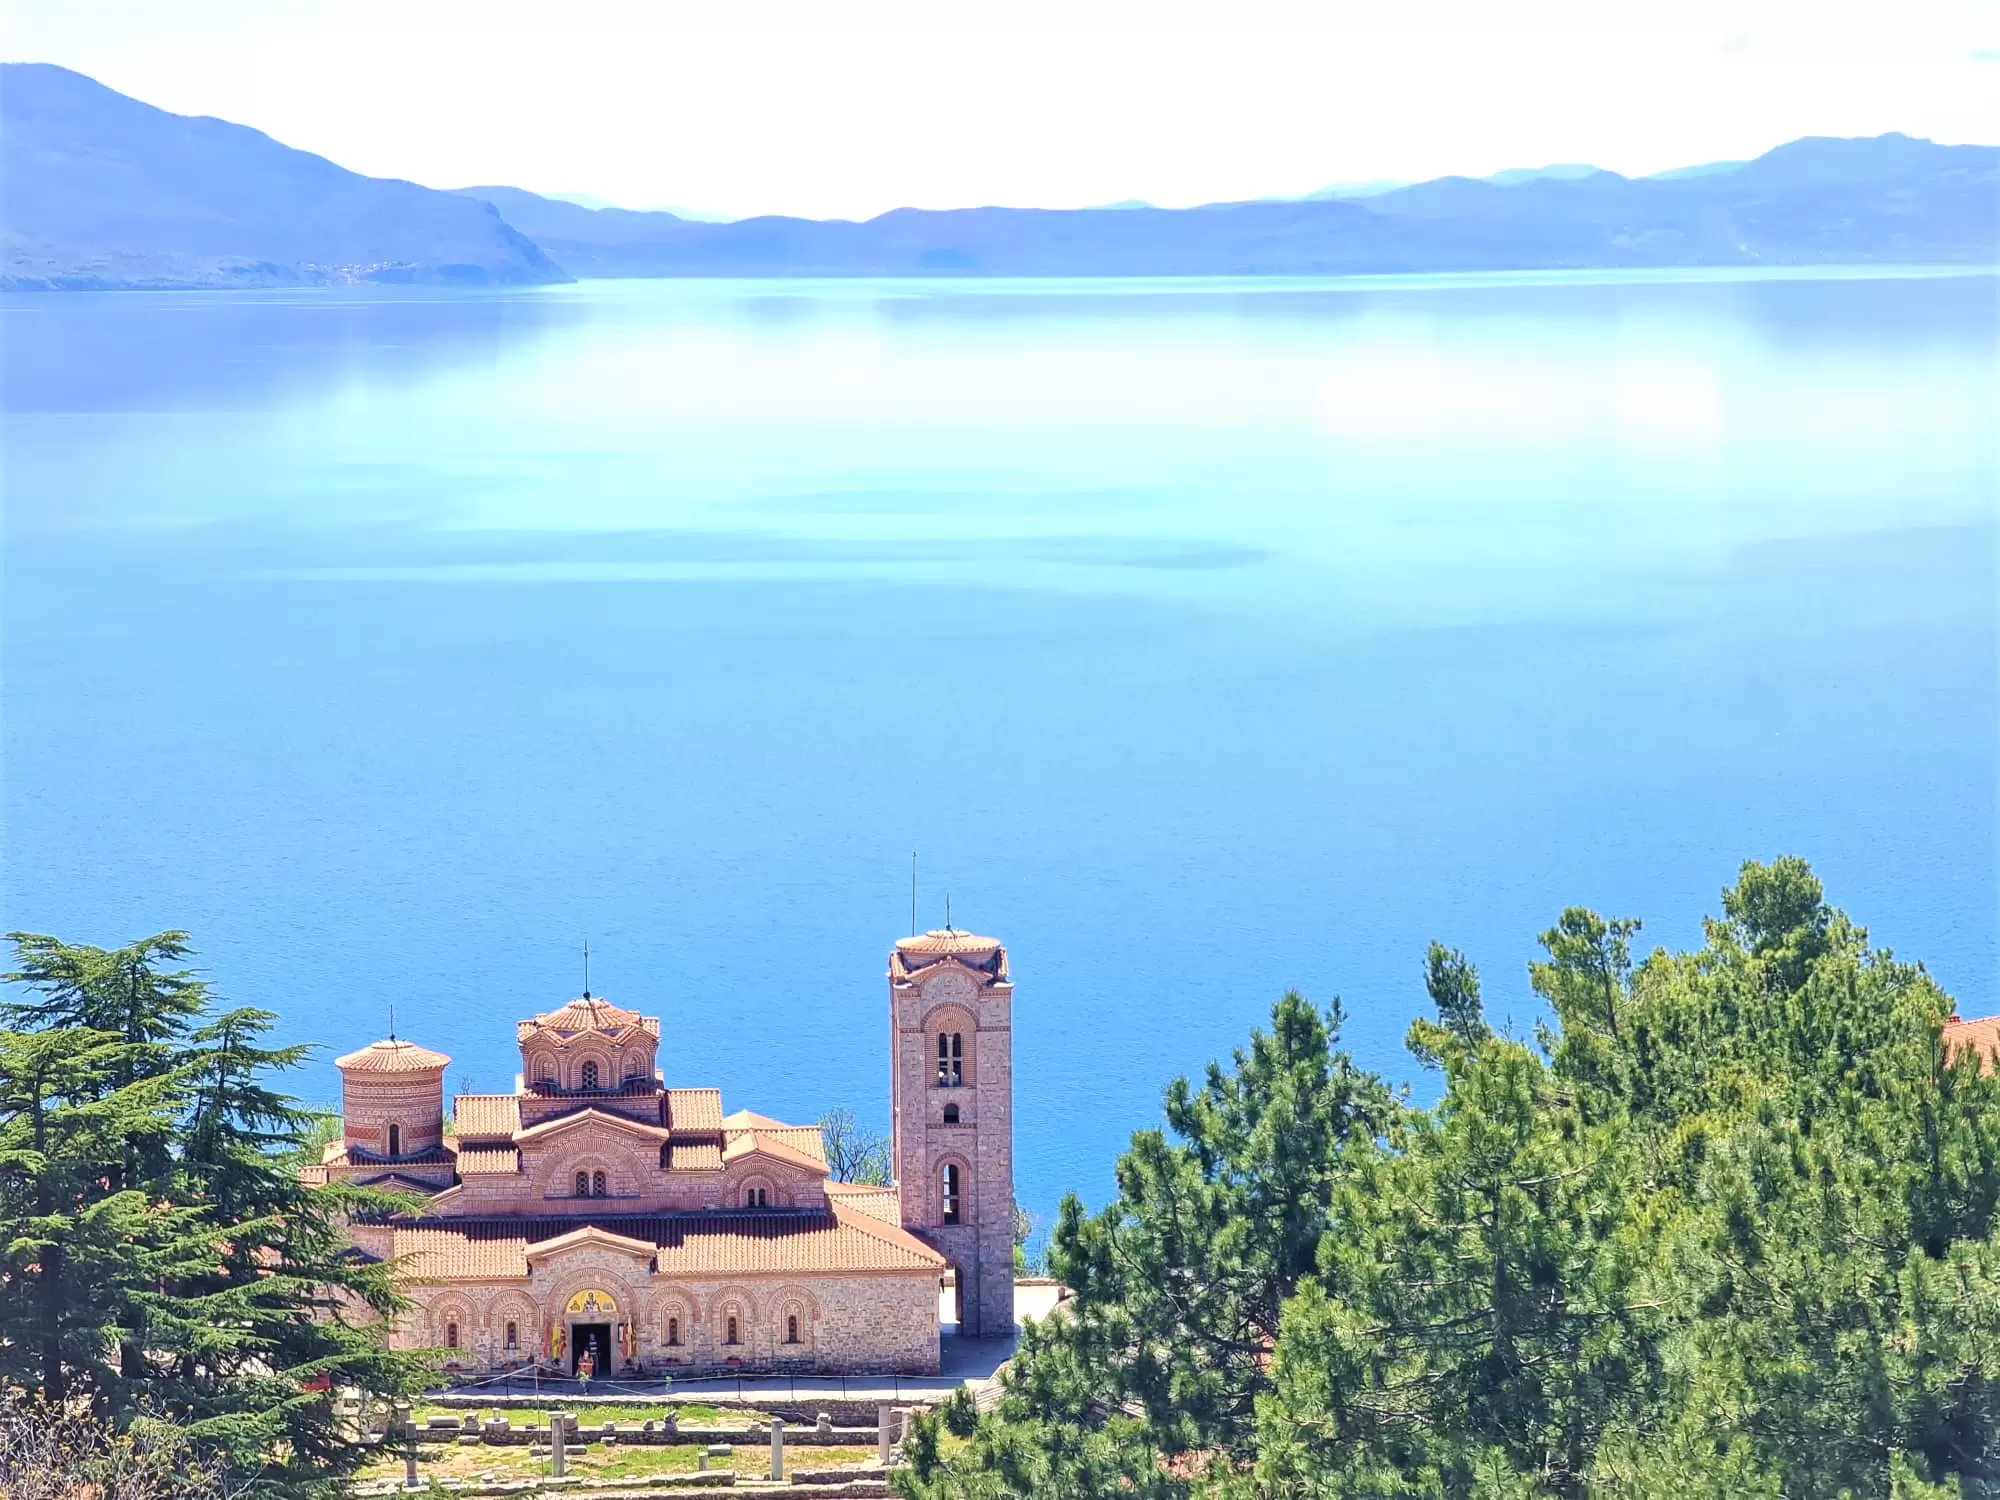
[786,1314,800,1345]
[446,1322,459,1350]
[725,1315,739,1346]
[592,1170,607,1197]
[660,1143,672,1170]
[747,1186,768,1208]
[943,1103,960,1124]
[580,1060,599,1091]
[942,1162,962,1224]
[666,1316,681,1346]
[936,1032,963,1086]
[505,1321,518,1351]
[387,1123,401,1157]
[575,1170,590,1198]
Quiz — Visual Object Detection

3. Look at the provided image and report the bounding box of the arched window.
[936,1032,963,1086]
[943,1103,960,1124]
[592,1170,607,1197]
[575,1170,590,1198]
[666,1316,681,1347]
[786,1314,800,1345]
[942,1162,962,1224]
[746,1186,768,1208]
[445,1321,459,1350]
[659,1143,672,1170]
[505,1321,518,1351]
[725,1315,739,1346]
[387,1123,401,1157]
[580,1060,599,1091]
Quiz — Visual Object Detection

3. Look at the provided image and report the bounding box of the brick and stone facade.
[308,930,1019,1377]
[888,931,1016,1338]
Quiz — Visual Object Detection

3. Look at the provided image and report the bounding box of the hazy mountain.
[1295,164,1604,201]
[1648,160,1747,181]
[444,135,1997,276]
[5,65,1994,287]
[1295,178,1412,201]
[1483,163,1605,187]
[0,63,569,289]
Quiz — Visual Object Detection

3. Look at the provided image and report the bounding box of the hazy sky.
[9,0,1999,219]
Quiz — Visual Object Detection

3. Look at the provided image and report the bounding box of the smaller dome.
[334,1037,451,1074]
[895,929,1003,956]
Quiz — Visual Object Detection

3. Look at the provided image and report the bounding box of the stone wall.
[403,1247,939,1377]
[891,962,1015,1338]
[342,1068,446,1158]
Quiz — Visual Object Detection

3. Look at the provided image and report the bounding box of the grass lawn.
[357,1440,877,1486]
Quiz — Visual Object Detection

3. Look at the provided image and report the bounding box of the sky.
[8,0,2000,220]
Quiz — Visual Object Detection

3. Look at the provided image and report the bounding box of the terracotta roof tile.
[515,1106,669,1145]
[386,1205,943,1283]
[667,1089,724,1132]
[453,1095,520,1140]
[394,1225,530,1282]
[895,928,1003,957]
[335,1038,451,1073]
[457,1145,521,1176]
[723,1131,829,1176]
[824,1181,902,1226]
[1946,1014,2000,1074]
[517,997,660,1042]
[665,1140,723,1172]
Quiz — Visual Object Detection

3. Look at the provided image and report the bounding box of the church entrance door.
[572,1323,612,1378]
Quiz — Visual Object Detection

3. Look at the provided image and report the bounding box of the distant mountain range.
[4,62,1995,290]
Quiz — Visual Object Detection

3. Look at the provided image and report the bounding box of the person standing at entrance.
[577,1346,595,1395]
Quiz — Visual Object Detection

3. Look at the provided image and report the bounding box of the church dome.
[894,929,1003,957]
[334,1037,451,1074]
[518,995,657,1039]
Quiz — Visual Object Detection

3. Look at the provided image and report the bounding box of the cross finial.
[583,939,591,1001]
[388,1002,396,1041]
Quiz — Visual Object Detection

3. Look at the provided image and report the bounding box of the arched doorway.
[562,1287,619,1378]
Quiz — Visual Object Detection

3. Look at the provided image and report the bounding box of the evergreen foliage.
[899,859,2000,1499]
[0,932,433,1497]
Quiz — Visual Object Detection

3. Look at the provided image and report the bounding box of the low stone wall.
[426,1395,921,1426]
[408,1412,891,1448]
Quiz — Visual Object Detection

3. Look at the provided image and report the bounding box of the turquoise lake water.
[3,270,1995,1227]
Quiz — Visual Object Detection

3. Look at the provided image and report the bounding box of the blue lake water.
[3,270,1995,1231]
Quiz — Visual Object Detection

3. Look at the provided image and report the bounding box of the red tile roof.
[394,1225,530,1282]
[517,997,660,1042]
[456,1145,520,1176]
[335,1038,451,1073]
[824,1181,902,1226]
[894,929,1003,957]
[1945,1014,2000,1074]
[385,1204,943,1283]
[515,1106,669,1145]
[665,1140,723,1172]
[666,1089,724,1132]
[723,1131,828,1176]
[453,1095,520,1140]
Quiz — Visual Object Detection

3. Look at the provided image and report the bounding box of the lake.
[3,270,1994,1230]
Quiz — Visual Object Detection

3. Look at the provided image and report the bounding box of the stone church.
[303,929,1016,1377]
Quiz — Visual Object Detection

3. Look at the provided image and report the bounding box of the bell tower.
[889,928,1015,1338]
